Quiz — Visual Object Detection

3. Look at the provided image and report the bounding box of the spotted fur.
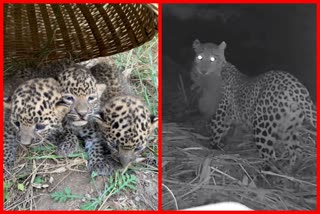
[194,40,316,168]
[54,61,120,175]
[4,78,70,169]
[92,95,158,167]
[57,64,106,127]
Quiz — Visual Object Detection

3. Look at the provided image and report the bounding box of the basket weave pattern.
[4,4,157,63]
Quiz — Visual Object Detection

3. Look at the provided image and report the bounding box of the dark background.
[162,4,316,103]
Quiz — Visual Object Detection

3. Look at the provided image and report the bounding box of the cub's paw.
[56,131,80,156]
[88,159,113,176]
[4,158,14,172]
[57,141,80,157]
[4,145,17,173]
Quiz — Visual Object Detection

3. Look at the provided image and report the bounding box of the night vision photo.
[162,4,316,210]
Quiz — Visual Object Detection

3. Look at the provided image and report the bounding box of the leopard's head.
[57,65,106,127]
[4,78,69,145]
[92,96,158,167]
[193,39,227,76]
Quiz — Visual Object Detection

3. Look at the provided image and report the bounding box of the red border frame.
[1,1,319,213]
[158,2,163,212]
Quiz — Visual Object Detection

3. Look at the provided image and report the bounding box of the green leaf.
[80,202,97,210]
[109,175,114,184]
[64,187,71,195]
[91,171,98,179]
[17,183,25,191]
[34,176,44,184]
[126,184,136,190]
[50,188,84,203]
[59,197,65,203]
[4,181,11,202]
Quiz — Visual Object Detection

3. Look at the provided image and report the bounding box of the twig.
[48,171,72,193]
[5,194,48,210]
[261,171,316,186]
[162,183,179,210]
[23,159,46,185]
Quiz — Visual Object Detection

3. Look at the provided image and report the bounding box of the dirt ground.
[33,170,158,210]
[4,144,158,210]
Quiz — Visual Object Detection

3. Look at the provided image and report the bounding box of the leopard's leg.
[56,130,81,156]
[209,97,232,148]
[4,129,18,171]
[190,69,202,93]
[254,93,305,169]
[86,140,113,176]
[278,109,304,167]
[252,116,277,169]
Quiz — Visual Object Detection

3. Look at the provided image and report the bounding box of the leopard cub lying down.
[90,95,158,170]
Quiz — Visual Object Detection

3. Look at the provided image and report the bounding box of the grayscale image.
[162,4,316,210]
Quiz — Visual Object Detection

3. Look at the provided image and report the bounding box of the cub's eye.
[88,96,96,102]
[63,96,74,102]
[197,55,203,60]
[210,56,215,62]
[35,124,46,131]
[13,121,20,128]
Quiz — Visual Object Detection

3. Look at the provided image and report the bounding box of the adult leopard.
[192,39,316,168]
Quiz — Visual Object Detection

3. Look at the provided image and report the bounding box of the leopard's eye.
[63,96,74,103]
[88,96,96,102]
[35,124,46,131]
[13,121,20,128]
[210,56,215,62]
[197,55,203,60]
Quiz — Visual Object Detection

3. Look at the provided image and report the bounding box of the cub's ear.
[193,39,201,50]
[4,96,12,110]
[54,100,70,120]
[96,83,106,98]
[150,115,158,131]
[219,41,227,50]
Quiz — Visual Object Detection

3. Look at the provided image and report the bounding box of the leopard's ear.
[219,41,227,50]
[4,96,12,110]
[96,83,106,98]
[150,115,158,131]
[193,39,201,50]
[54,100,69,120]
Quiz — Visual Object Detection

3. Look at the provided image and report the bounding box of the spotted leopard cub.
[193,39,316,168]
[92,95,158,167]
[57,64,106,127]
[55,62,121,175]
[55,64,107,156]
[4,78,73,170]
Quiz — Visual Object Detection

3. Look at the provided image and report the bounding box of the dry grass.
[162,122,316,210]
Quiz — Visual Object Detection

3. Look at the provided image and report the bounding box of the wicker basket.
[4,4,158,64]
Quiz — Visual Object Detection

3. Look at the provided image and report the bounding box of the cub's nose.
[78,111,87,118]
[76,108,88,118]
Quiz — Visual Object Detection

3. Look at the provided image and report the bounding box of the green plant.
[80,171,137,210]
[111,35,158,115]
[51,187,84,203]
[33,176,44,184]
[4,181,11,202]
